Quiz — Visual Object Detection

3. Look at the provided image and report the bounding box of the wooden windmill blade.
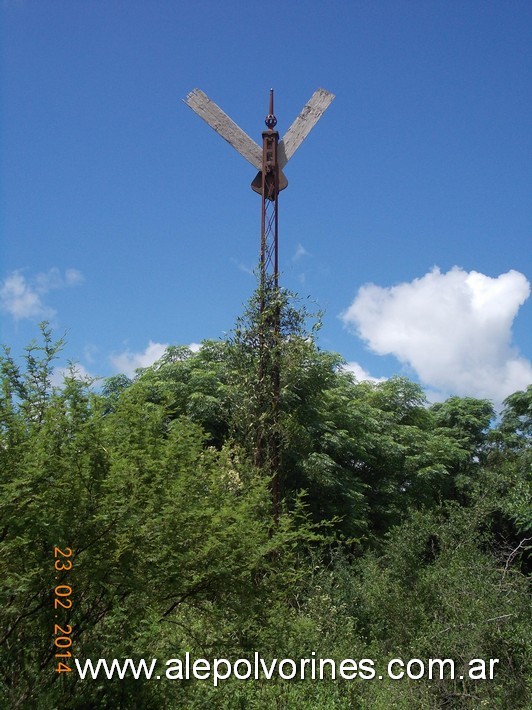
[183,89,262,170]
[278,88,335,168]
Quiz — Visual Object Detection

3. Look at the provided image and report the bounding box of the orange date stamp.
[53,547,73,674]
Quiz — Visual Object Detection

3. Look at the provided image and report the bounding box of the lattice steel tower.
[184,86,334,516]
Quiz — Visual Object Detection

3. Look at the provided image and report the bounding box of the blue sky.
[1,0,531,405]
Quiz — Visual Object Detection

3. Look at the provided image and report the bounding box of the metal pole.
[257,90,281,519]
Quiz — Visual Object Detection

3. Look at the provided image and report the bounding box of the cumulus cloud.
[0,272,51,320]
[0,268,84,320]
[51,363,94,387]
[343,361,386,384]
[111,341,203,377]
[341,267,532,403]
[110,341,169,378]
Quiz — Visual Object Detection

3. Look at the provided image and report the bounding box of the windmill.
[183,87,334,516]
[184,87,334,295]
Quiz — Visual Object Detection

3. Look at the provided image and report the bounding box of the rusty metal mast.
[184,87,334,516]
[250,90,287,296]
[254,90,283,511]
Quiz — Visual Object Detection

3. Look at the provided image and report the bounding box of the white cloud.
[110,341,169,378]
[293,243,310,261]
[110,341,203,378]
[341,267,532,403]
[0,272,52,320]
[0,268,84,321]
[342,361,387,384]
[51,363,94,387]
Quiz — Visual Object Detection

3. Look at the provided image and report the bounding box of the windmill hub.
[183,85,335,261]
[265,114,277,129]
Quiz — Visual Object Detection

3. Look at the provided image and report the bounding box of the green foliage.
[0,304,530,708]
[352,503,531,708]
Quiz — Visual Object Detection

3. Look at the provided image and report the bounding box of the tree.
[2,314,530,708]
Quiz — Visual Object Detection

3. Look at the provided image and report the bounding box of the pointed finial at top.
[265,88,277,129]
